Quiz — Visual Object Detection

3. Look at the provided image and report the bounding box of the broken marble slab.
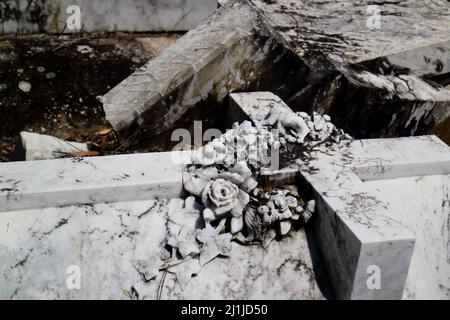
[0,198,331,299]
[102,1,260,143]
[100,0,450,151]
[379,40,450,78]
[10,131,90,161]
[250,0,450,68]
[101,0,306,150]
[0,151,193,212]
[248,0,450,142]
[347,135,450,181]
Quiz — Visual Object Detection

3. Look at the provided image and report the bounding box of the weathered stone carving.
[140,110,349,289]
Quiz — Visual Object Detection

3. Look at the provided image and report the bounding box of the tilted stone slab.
[249,0,450,67]
[101,1,306,150]
[249,0,450,141]
[102,1,261,140]
[347,135,450,181]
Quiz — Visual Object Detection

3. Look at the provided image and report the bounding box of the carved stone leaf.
[262,228,277,249]
[167,258,202,288]
[230,189,250,218]
[244,207,262,240]
[196,224,232,266]
[182,166,218,196]
[217,172,245,185]
[132,256,164,281]
[167,225,200,259]
[177,229,200,258]
[230,215,244,234]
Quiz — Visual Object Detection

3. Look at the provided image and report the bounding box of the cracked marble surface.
[367,174,450,300]
[298,135,450,299]
[0,151,192,212]
[0,199,329,299]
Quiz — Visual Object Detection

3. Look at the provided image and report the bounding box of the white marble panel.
[303,165,415,299]
[367,174,450,300]
[349,136,450,181]
[0,151,193,212]
[0,199,329,299]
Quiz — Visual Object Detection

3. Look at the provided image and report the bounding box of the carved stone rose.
[202,178,239,218]
[201,178,249,234]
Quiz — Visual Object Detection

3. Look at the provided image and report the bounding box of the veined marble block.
[227,91,450,299]
[367,174,450,300]
[302,136,450,299]
[0,199,329,299]
[0,151,192,212]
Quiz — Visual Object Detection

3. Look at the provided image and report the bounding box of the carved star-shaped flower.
[167,258,202,288]
[132,256,164,281]
[196,224,232,266]
[167,228,200,258]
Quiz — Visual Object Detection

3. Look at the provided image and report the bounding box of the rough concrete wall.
[0,0,217,34]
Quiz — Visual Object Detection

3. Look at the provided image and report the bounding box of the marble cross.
[227,92,450,300]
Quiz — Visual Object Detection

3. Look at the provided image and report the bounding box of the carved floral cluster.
[135,109,350,288]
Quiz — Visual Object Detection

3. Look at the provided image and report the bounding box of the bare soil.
[0,33,180,161]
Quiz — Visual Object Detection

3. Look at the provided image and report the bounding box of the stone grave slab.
[2,90,449,300]
[0,198,328,299]
[0,109,332,299]
[100,0,450,150]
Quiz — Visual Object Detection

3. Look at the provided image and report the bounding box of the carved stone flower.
[201,179,249,234]
[182,166,218,197]
[202,179,239,217]
[196,224,232,266]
